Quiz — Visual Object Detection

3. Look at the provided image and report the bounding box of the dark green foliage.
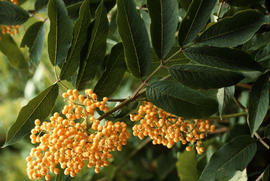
[21,21,45,65]
[178,0,216,46]
[248,73,269,136]
[196,10,265,47]
[263,165,270,181]
[94,43,126,98]
[60,0,93,80]
[35,0,49,10]
[0,1,29,25]
[3,84,59,147]
[146,80,218,118]
[48,0,73,65]
[217,86,235,116]
[117,0,151,78]
[147,0,178,59]
[169,64,244,89]
[76,0,109,89]
[199,135,257,181]
[183,46,263,72]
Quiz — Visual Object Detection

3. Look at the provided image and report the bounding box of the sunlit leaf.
[177,150,199,181]
[0,33,28,69]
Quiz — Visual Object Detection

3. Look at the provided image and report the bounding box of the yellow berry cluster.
[0,0,20,40]
[130,102,215,154]
[26,89,130,180]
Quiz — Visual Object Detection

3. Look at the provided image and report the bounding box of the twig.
[254,132,270,150]
[97,92,145,120]
[216,0,224,19]
[108,98,126,102]
[236,83,252,89]
[255,170,265,181]
[209,112,248,120]
[233,97,247,111]
[209,127,228,134]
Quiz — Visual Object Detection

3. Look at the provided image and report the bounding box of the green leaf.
[179,0,192,11]
[264,124,270,140]
[199,135,257,181]
[178,0,216,47]
[48,0,73,65]
[183,46,263,72]
[217,86,235,116]
[255,44,270,69]
[176,150,199,181]
[94,43,126,98]
[3,84,59,147]
[248,73,269,136]
[146,80,218,118]
[60,0,92,80]
[243,32,270,51]
[117,0,151,78]
[21,21,45,65]
[76,0,108,90]
[263,165,270,181]
[35,0,49,11]
[228,169,248,181]
[147,0,178,59]
[169,64,244,89]
[0,1,29,25]
[0,33,28,69]
[196,10,265,47]
[67,1,82,20]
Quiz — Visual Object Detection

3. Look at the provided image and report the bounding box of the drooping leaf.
[178,0,216,47]
[0,1,29,25]
[0,33,28,69]
[146,80,218,118]
[35,0,49,11]
[3,84,59,147]
[217,86,235,116]
[263,165,270,181]
[196,10,265,47]
[199,135,257,181]
[169,64,244,89]
[147,0,178,59]
[117,0,151,78]
[76,0,108,89]
[183,46,263,72]
[176,150,199,181]
[94,43,126,98]
[248,73,269,136]
[48,0,73,65]
[60,0,92,80]
[21,21,45,65]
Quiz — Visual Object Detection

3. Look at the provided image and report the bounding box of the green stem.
[209,111,248,120]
